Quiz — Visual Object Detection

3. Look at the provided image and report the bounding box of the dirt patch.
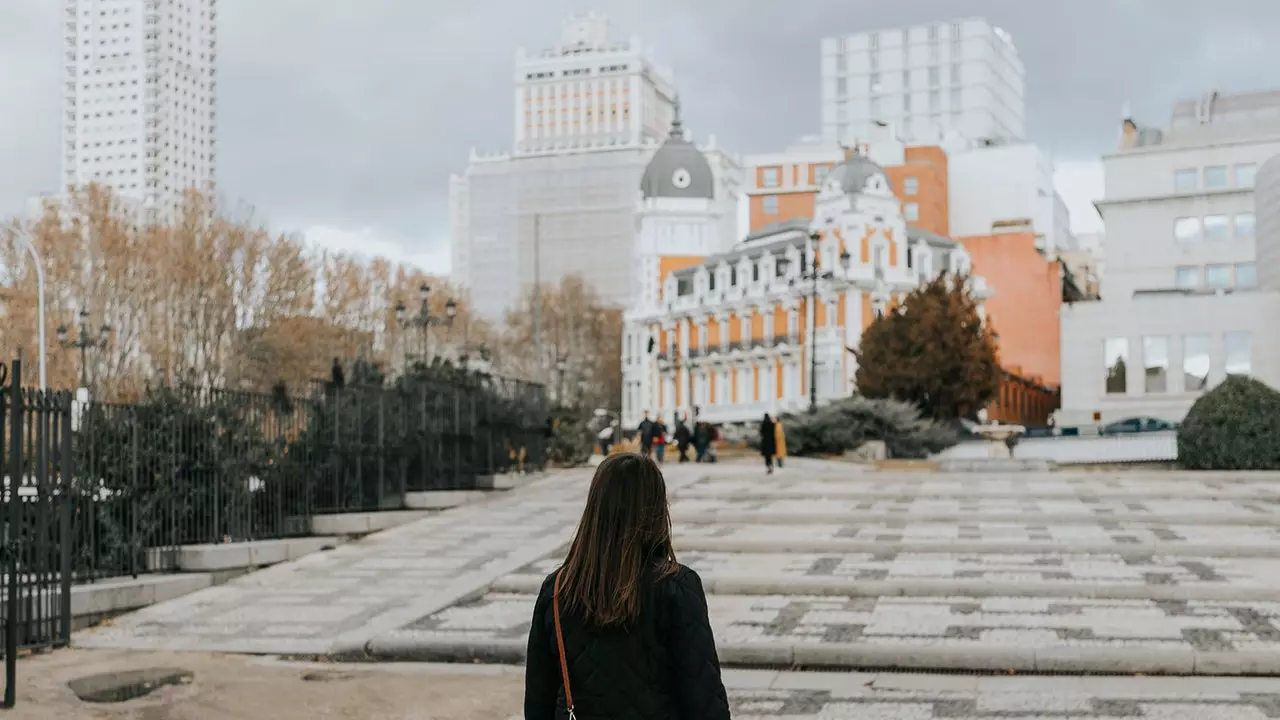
[17,649,524,719]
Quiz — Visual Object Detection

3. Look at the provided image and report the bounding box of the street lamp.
[395,284,456,367]
[555,355,568,405]
[776,231,851,414]
[57,309,111,389]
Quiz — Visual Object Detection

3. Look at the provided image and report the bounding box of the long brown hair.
[558,453,678,627]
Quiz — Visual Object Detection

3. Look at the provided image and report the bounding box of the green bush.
[753,396,959,459]
[546,407,595,467]
[1178,376,1280,470]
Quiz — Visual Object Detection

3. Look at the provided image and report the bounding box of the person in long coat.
[773,418,787,469]
[759,414,777,474]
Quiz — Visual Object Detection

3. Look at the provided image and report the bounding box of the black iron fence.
[0,357,547,701]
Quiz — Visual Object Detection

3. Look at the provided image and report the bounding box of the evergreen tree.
[854,272,1001,421]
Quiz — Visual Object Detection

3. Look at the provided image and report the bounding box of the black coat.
[524,565,731,720]
[759,419,777,457]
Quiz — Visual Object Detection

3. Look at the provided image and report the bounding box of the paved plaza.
[75,458,1280,715]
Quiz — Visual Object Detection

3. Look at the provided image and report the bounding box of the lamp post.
[555,355,568,406]
[777,231,851,414]
[395,284,456,368]
[56,309,111,389]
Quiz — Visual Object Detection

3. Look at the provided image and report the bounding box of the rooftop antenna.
[670,95,683,138]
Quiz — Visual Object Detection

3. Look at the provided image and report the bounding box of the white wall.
[1059,291,1280,426]
[949,143,1070,249]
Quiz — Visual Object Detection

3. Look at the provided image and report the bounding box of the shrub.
[546,407,595,467]
[1178,376,1280,470]
[752,396,959,459]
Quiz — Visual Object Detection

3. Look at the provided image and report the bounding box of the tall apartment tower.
[61,0,217,211]
[513,12,676,156]
[821,18,1025,146]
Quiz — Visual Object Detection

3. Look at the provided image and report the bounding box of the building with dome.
[621,133,988,427]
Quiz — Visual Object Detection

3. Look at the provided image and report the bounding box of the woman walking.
[524,453,730,720]
[759,414,777,474]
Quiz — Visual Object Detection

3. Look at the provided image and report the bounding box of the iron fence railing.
[0,354,548,691]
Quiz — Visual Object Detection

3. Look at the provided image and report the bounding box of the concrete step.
[367,590,1280,675]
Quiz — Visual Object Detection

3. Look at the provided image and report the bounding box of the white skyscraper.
[820,18,1025,146]
[61,0,217,211]
[451,13,742,321]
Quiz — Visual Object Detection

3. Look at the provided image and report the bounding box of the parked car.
[1099,417,1176,435]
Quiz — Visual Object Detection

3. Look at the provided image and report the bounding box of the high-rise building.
[1059,89,1280,426]
[451,14,741,321]
[513,12,677,156]
[61,0,217,211]
[820,18,1025,146]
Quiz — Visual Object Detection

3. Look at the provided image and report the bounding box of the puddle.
[68,667,194,703]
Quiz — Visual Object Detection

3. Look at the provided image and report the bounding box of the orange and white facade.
[622,140,987,427]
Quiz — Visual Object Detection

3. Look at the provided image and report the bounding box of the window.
[1183,335,1210,391]
[951,64,961,83]
[1203,215,1229,241]
[870,95,881,116]
[730,267,738,286]
[869,32,879,50]
[1226,332,1253,376]
[752,263,760,282]
[677,277,692,297]
[708,272,716,292]
[869,73,881,92]
[1205,264,1231,289]
[1204,165,1228,189]
[903,202,919,222]
[928,90,940,111]
[1236,263,1257,288]
[928,66,940,85]
[1174,217,1201,242]
[1236,163,1257,188]
[904,176,919,195]
[869,51,878,71]
[762,196,779,215]
[762,167,780,188]
[950,88,962,109]
[903,93,912,112]
[1236,212,1255,239]
[1104,338,1128,394]
[1174,169,1198,192]
[902,70,911,88]
[1143,336,1168,393]
[836,77,847,95]
[1175,266,1200,289]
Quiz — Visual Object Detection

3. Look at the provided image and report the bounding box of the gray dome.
[827,154,889,195]
[640,103,714,200]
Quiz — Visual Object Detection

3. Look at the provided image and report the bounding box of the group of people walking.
[635,412,718,464]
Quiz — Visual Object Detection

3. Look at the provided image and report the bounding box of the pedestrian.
[674,414,692,463]
[523,453,731,720]
[693,421,710,462]
[651,417,668,464]
[597,421,616,457]
[773,417,787,469]
[637,412,653,457]
[759,413,777,474]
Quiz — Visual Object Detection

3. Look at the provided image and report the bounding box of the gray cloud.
[2,0,1276,270]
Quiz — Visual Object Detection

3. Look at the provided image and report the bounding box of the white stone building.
[820,18,1025,147]
[1059,90,1280,426]
[622,129,987,428]
[450,13,741,320]
[62,0,218,213]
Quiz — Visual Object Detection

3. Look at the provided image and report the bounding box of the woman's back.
[524,564,727,720]
[523,453,730,720]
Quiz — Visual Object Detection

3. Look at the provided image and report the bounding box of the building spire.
[670,95,683,138]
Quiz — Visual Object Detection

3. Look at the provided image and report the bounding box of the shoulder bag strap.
[552,570,577,720]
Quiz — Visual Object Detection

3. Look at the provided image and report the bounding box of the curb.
[672,537,1280,558]
[672,489,1280,502]
[486,574,1280,603]
[673,511,1280,527]
[361,634,1280,676]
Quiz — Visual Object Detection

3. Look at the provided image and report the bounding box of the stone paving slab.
[674,520,1280,544]
[72,467,715,655]
[495,551,1280,598]
[676,482,1280,501]
[376,590,1280,673]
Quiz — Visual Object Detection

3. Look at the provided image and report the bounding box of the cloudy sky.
[2,0,1276,272]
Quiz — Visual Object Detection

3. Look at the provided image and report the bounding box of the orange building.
[959,225,1065,425]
